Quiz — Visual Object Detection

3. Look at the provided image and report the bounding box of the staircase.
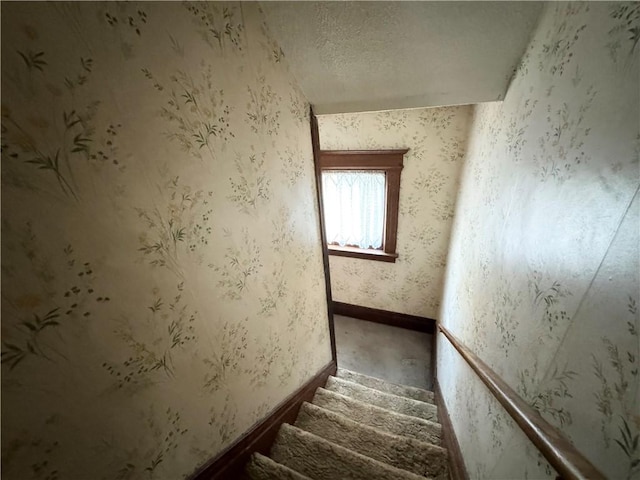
[243,368,449,480]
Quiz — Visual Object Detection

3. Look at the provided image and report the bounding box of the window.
[318,149,407,263]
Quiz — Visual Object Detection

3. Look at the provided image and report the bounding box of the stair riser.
[326,376,439,422]
[271,424,429,480]
[337,368,435,404]
[296,403,449,479]
[245,453,312,480]
[312,388,442,445]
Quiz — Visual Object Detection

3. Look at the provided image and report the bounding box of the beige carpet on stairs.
[243,368,449,480]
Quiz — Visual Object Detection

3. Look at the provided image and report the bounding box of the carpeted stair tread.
[294,402,448,479]
[337,368,435,404]
[270,423,431,480]
[245,453,313,480]
[325,376,438,423]
[312,388,442,445]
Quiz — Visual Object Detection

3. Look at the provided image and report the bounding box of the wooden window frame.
[319,149,407,263]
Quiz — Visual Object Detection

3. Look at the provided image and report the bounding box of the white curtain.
[322,170,385,249]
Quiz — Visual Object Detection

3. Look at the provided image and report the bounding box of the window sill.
[327,245,398,263]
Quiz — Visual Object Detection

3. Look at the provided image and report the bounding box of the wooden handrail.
[438,324,606,480]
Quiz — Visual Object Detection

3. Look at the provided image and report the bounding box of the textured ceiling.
[261,2,543,114]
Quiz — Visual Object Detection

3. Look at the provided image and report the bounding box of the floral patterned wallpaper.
[438,3,639,479]
[318,106,472,319]
[1,2,331,479]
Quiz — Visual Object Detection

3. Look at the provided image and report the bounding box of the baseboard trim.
[333,301,435,333]
[190,360,337,480]
[435,379,469,480]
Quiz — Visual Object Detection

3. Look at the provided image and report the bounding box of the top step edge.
[335,368,436,404]
[325,377,439,422]
[312,387,443,430]
[298,401,448,454]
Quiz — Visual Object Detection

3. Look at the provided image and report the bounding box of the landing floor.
[334,314,433,390]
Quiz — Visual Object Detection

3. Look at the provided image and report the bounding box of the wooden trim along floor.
[435,378,469,480]
[190,360,337,480]
[333,301,436,334]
